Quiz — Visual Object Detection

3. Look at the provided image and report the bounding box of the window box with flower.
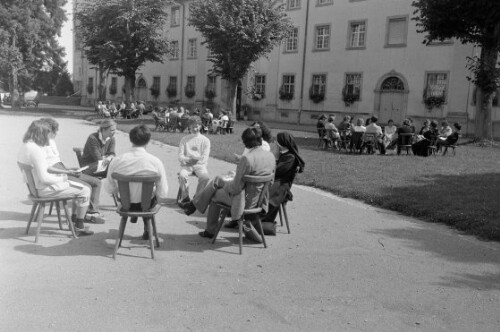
[205,85,216,99]
[150,87,160,99]
[309,86,325,103]
[166,84,177,98]
[342,86,359,106]
[185,84,195,98]
[279,86,294,101]
[423,88,446,110]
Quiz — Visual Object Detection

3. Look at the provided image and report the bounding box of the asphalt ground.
[0,114,499,331]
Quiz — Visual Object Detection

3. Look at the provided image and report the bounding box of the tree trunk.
[10,34,20,111]
[124,73,136,104]
[225,79,238,118]
[474,47,496,141]
[98,64,107,101]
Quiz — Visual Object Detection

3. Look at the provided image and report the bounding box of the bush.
[205,86,216,99]
[150,87,160,99]
[309,86,325,103]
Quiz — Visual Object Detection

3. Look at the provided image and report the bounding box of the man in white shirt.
[178,116,211,205]
[105,125,168,240]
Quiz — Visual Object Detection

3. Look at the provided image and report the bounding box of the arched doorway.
[376,74,408,125]
[136,77,148,102]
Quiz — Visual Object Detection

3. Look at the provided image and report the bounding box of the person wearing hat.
[177,116,211,204]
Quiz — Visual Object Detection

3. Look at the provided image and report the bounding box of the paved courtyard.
[1,114,499,331]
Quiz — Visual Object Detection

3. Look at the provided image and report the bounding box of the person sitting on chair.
[182,127,276,243]
[437,122,461,150]
[412,120,439,157]
[81,119,116,178]
[364,116,385,154]
[18,120,94,236]
[260,132,305,235]
[395,119,414,154]
[324,115,340,149]
[177,116,211,205]
[383,119,397,150]
[104,125,168,240]
[41,118,105,224]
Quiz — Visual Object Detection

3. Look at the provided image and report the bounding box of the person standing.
[177,116,211,204]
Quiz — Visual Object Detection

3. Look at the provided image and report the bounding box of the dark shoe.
[177,195,190,207]
[183,202,197,216]
[262,222,277,236]
[74,225,94,236]
[224,219,239,229]
[141,231,149,240]
[198,230,214,238]
[242,222,262,243]
[130,217,138,224]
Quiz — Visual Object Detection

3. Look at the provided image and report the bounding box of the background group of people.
[316,114,461,156]
[17,115,305,244]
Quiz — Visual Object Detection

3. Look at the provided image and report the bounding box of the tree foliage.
[76,0,170,102]
[0,0,67,108]
[413,0,500,140]
[188,0,292,115]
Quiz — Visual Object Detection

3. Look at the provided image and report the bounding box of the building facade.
[74,0,498,133]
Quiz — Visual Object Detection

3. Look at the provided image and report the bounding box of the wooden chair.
[360,133,377,154]
[397,133,414,155]
[211,174,274,255]
[176,171,198,206]
[338,130,351,152]
[178,117,190,133]
[350,131,364,153]
[427,137,439,156]
[111,173,161,259]
[225,119,234,134]
[17,162,78,243]
[442,143,457,156]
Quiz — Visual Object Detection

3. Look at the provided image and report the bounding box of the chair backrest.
[242,173,274,211]
[398,133,414,146]
[363,133,376,144]
[17,162,39,198]
[73,147,84,167]
[350,131,364,147]
[111,173,161,212]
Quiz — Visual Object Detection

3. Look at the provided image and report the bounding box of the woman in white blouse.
[17,120,94,235]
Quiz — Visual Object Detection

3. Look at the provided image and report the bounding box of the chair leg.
[113,216,128,259]
[278,204,284,227]
[48,201,54,216]
[238,218,243,255]
[26,203,39,234]
[55,201,63,230]
[152,216,160,248]
[255,217,267,249]
[146,218,155,259]
[211,209,228,244]
[112,194,118,207]
[34,202,45,243]
[282,203,290,234]
[62,200,77,238]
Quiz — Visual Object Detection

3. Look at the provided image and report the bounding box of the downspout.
[179,1,186,105]
[297,0,310,125]
[464,45,475,137]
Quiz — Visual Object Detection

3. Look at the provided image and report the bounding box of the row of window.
[254,72,448,100]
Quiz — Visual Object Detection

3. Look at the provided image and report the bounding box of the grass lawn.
[108,117,500,241]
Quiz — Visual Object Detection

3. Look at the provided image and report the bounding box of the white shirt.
[242,140,270,156]
[105,147,168,204]
[18,141,69,191]
[178,133,211,167]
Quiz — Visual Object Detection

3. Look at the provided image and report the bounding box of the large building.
[74,0,498,133]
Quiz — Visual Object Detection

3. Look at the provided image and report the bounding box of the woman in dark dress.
[412,120,439,156]
[261,132,305,235]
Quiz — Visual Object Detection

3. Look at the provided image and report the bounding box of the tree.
[413,0,500,142]
[189,0,292,117]
[0,0,67,109]
[55,70,74,96]
[76,0,170,103]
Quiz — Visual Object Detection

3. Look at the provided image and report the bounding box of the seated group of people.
[317,114,461,156]
[97,100,147,119]
[18,116,304,244]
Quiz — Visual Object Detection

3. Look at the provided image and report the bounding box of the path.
[0,114,499,331]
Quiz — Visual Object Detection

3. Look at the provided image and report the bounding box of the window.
[315,25,330,50]
[207,75,216,93]
[282,75,295,94]
[255,75,266,97]
[348,21,366,49]
[285,28,299,52]
[87,77,93,94]
[171,7,180,26]
[187,76,195,88]
[152,76,160,91]
[317,0,333,6]
[425,72,448,99]
[170,41,179,59]
[311,74,327,95]
[137,78,147,89]
[188,39,197,58]
[110,77,117,90]
[386,16,408,47]
[287,0,301,10]
[168,76,177,96]
[345,73,362,96]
